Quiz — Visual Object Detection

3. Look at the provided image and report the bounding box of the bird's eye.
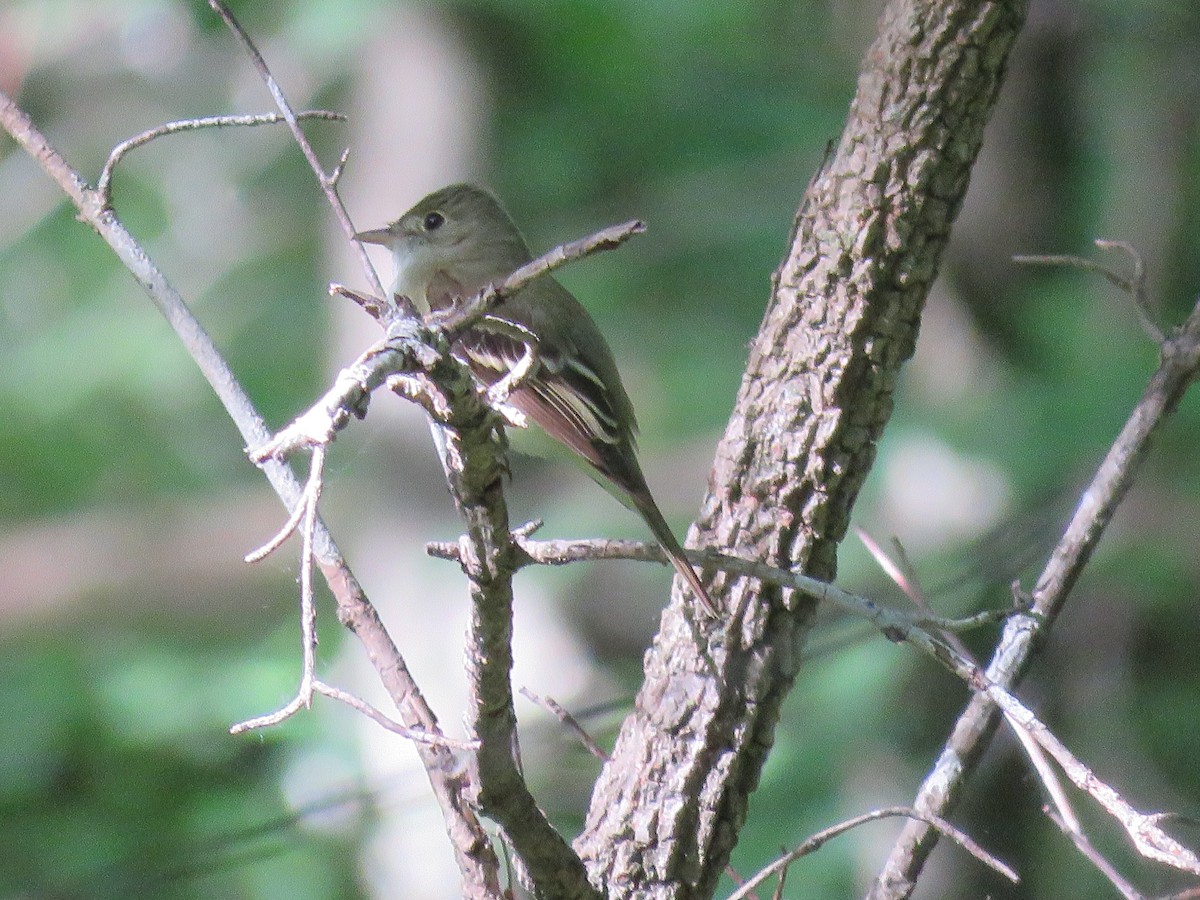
[423,211,445,231]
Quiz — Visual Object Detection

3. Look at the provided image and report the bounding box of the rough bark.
[575,1,1029,896]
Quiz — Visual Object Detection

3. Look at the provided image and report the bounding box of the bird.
[354,184,718,618]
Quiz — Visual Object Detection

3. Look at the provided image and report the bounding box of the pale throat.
[387,244,437,316]
[387,239,517,315]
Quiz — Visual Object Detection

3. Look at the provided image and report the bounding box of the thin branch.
[728,533,1200,877]
[727,807,1018,900]
[857,528,925,607]
[1010,710,1082,835]
[441,529,1200,881]
[770,860,787,900]
[315,681,480,750]
[908,620,1200,877]
[244,488,309,562]
[253,219,649,466]
[870,270,1200,897]
[206,0,387,302]
[330,282,391,322]
[205,8,633,888]
[329,146,351,187]
[0,85,503,900]
[229,693,309,735]
[1014,239,1162,343]
[297,444,323,701]
[228,118,641,900]
[427,537,1025,636]
[519,687,609,762]
[857,527,984,665]
[96,110,345,205]
[201,5,512,891]
[433,373,597,898]
[1044,806,1143,900]
[230,444,327,734]
[434,219,646,338]
[248,335,423,463]
[325,216,644,345]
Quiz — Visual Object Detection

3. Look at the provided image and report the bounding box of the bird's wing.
[455,316,636,481]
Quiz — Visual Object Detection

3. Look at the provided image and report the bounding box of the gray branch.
[868,276,1200,899]
[0,87,503,899]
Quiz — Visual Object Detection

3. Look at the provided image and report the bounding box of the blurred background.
[1,1,1198,897]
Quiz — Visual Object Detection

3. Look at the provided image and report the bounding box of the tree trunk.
[575,1,1030,896]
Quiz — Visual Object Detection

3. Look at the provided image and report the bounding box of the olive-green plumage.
[355,184,718,617]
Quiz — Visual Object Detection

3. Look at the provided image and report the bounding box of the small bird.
[354,184,719,617]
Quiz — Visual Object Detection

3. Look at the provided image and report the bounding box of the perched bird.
[355,184,718,617]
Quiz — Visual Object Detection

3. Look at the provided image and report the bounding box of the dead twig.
[251,220,648,467]
[871,253,1200,897]
[230,444,326,734]
[428,536,1026,636]
[1044,806,1142,900]
[315,681,479,750]
[519,687,609,762]
[96,110,345,205]
[206,0,387,303]
[913,621,1200,878]
[727,806,1018,900]
[1014,239,1161,343]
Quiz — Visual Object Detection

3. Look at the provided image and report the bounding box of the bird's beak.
[353,226,393,246]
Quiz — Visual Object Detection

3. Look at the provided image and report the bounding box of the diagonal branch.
[1015,239,1162,343]
[204,4,642,887]
[0,87,503,900]
[869,289,1200,897]
[206,0,387,303]
[728,807,1019,900]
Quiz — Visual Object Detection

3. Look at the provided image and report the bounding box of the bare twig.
[857,527,986,666]
[329,282,392,321]
[857,528,925,607]
[198,9,512,891]
[2,60,505,900]
[220,79,638,900]
[248,336,424,464]
[1014,239,1162,343]
[244,473,313,563]
[206,0,387,303]
[329,146,351,187]
[1010,711,1082,835]
[314,681,479,750]
[230,444,327,734]
[770,860,787,900]
[910,622,1200,877]
[812,535,1199,877]
[434,219,646,338]
[447,528,1200,881]
[96,110,345,205]
[229,692,310,735]
[871,269,1200,897]
[428,537,1024,636]
[726,806,1018,900]
[721,864,761,900]
[328,217,646,332]
[253,220,649,467]
[207,8,631,887]
[1044,806,1143,900]
[519,687,609,762]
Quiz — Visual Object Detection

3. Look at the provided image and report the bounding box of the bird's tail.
[630,491,720,618]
